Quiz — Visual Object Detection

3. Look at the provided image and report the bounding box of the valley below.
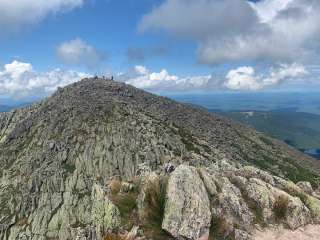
[168,93,320,161]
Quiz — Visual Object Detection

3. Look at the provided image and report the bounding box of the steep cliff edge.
[0,78,319,240]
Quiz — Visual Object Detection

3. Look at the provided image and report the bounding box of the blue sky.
[0,0,320,99]
[0,0,210,75]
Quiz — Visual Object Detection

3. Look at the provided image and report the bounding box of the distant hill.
[216,110,320,150]
[0,105,11,112]
[0,102,33,113]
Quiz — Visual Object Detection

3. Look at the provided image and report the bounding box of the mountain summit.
[0,78,320,240]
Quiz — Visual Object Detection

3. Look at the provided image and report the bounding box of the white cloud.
[249,0,293,23]
[140,0,320,64]
[0,0,84,35]
[225,66,262,91]
[56,38,106,68]
[0,60,311,99]
[224,63,308,90]
[0,60,90,98]
[118,65,212,91]
[140,0,258,42]
[118,63,309,92]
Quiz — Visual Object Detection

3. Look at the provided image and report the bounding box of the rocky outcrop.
[91,184,121,239]
[162,165,211,239]
[160,163,319,239]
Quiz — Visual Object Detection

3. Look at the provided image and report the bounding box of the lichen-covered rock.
[277,180,320,223]
[71,228,87,240]
[297,181,314,195]
[198,168,218,196]
[216,178,254,227]
[285,196,311,229]
[234,229,252,240]
[162,165,211,240]
[236,166,275,186]
[243,178,311,229]
[91,184,121,238]
[201,168,254,228]
[302,195,320,223]
[244,178,275,223]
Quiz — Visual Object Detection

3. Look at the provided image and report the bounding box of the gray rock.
[234,229,252,240]
[162,165,211,240]
[285,196,311,229]
[91,184,121,238]
[164,162,175,174]
[297,181,314,195]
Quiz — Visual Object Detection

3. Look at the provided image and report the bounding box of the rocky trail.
[254,225,320,240]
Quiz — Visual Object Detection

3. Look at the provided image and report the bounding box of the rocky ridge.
[0,78,319,240]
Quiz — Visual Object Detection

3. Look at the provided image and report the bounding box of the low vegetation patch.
[142,177,173,240]
[109,176,172,240]
[109,180,140,229]
[143,178,166,225]
[62,163,76,174]
[281,158,320,189]
[103,232,134,240]
[109,179,122,195]
[260,136,274,146]
[17,217,28,226]
[273,195,289,222]
[178,128,201,154]
[209,215,233,240]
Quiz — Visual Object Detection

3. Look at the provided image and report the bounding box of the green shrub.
[62,163,76,173]
[109,179,140,229]
[143,177,167,225]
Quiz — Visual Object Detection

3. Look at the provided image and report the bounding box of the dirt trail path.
[254,225,320,240]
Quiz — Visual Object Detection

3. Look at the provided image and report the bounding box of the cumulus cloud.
[249,0,293,23]
[118,65,212,91]
[118,63,308,91]
[0,60,89,98]
[0,60,310,99]
[56,38,106,69]
[225,67,262,91]
[224,63,308,90]
[0,0,84,35]
[140,0,320,64]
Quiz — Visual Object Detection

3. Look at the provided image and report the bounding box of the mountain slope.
[218,111,320,150]
[0,78,320,240]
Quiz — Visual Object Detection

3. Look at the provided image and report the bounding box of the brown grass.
[142,176,173,240]
[108,179,122,195]
[17,217,28,226]
[209,215,233,240]
[103,232,135,240]
[143,177,167,227]
[273,195,289,221]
